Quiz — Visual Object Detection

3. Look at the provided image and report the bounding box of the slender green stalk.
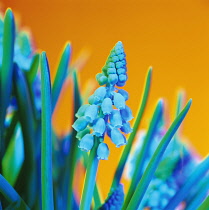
[111,67,152,189]
[0,174,29,209]
[126,99,192,210]
[186,174,209,210]
[0,8,15,168]
[67,70,82,210]
[80,137,100,210]
[40,52,54,210]
[163,155,209,210]
[25,53,40,84]
[13,64,36,206]
[52,42,71,111]
[123,99,164,209]
[197,196,209,210]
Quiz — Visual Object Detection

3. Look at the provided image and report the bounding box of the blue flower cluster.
[99,184,124,210]
[126,127,199,209]
[72,42,133,160]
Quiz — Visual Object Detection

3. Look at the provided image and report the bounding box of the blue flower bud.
[118,54,125,61]
[117,68,126,75]
[75,104,90,118]
[118,74,127,82]
[120,121,132,134]
[110,110,122,128]
[76,127,91,140]
[84,104,98,123]
[116,61,123,69]
[120,105,133,121]
[107,68,116,74]
[98,76,108,85]
[108,74,118,85]
[113,92,125,110]
[117,89,129,101]
[97,143,110,160]
[88,95,100,105]
[94,87,107,101]
[112,56,119,62]
[107,62,115,68]
[111,128,126,147]
[116,81,126,87]
[78,134,94,152]
[93,118,106,137]
[101,98,113,115]
[72,117,88,132]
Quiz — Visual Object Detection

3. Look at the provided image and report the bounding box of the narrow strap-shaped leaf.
[52,42,71,111]
[80,137,100,210]
[186,174,209,210]
[163,155,209,210]
[25,53,40,84]
[123,99,164,209]
[0,174,29,209]
[67,70,82,210]
[40,52,54,210]
[126,99,192,210]
[111,67,152,189]
[13,64,37,206]
[197,196,209,210]
[0,8,15,164]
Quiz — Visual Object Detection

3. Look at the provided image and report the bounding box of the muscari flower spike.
[99,184,124,210]
[72,41,133,159]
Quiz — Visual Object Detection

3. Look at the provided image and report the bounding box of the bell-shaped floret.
[76,127,91,140]
[113,92,125,110]
[110,128,127,147]
[84,104,98,123]
[101,98,113,115]
[110,110,122,128]
[96,73,108,85]
[78,134,94,152]
[93,118,106,137]
[94,87,107,101]
[117,89,129,101]
[118,74,127,82]
[75,104,90,118]
[88,94,100,105]
[117,68,126,75]
[72,117,88,132]
[97,143,110,160]
[108,74,118,85]
[120,121,132,134]
[120,105,133,122]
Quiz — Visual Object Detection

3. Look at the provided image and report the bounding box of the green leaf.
[126,99,192,210]
[40,52,54,210]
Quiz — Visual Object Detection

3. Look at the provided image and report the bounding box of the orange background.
[1,0,209,199]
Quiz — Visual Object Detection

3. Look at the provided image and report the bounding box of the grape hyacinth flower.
[73,41,133,159]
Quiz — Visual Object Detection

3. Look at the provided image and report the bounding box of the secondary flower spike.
[72,41,133,159]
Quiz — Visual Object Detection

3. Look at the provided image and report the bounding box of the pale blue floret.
[113,92,125,110]
[94,87,107,101]
[110,110,122,128]
[117,89,129,101]
[108,74,118,85]
[84,104,99,122]
[120,105,133,121]
[117,68,126,75]
[88,94,100,105]
[93,118,106,137]
[118,74,127,82]
[120,121,132,134]
[72,117,88,132]
[76,128,91,140]
[101,98,113,115]
[97,143,110,160]
[75,104,90,118]
[107,68,116,74]
[78,134,94,152]
[110,128,126,147]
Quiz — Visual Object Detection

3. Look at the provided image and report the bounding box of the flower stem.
[80,137,100,210]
